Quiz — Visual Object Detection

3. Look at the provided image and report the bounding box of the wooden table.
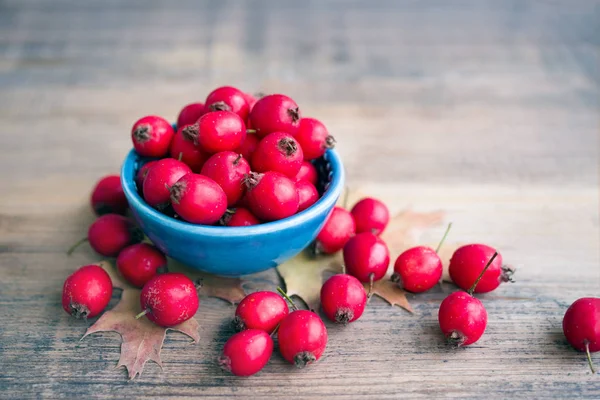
[1,1,599,398]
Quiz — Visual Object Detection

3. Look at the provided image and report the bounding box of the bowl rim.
[121,148,345,238]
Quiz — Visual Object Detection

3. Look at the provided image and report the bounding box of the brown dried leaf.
[366,280,413,313]
[167,258,246,304]
[83,261,200,380]
[381,209,446,256]
[277,250,343,311]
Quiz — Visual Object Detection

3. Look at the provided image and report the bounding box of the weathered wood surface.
[1,0,599,398]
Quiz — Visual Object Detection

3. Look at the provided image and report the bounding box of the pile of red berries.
[132,87,335,225]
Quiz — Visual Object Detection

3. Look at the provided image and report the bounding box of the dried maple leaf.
[367,279,414,313]
[83,261,200,380]
[277,250,343,311]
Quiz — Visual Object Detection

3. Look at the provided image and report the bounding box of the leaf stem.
[435,222,453,254]
[276,287,299,311]
[585,341,597,374]
[467,251,498,296]
[66,237,88,255]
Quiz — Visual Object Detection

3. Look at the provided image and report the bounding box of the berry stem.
[276,287,299,311]
[585,341,597,374]
[467,251,498,296]
[246,129,257,134]
[177,152,183,161]
[135,309,150,319]
[366,273,375,301]
[435,222,453,254]
[66,237,88,255]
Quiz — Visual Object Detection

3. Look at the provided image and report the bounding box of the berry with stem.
[169,173,227,224]
[563,297,600,373]
[205,86,250,121]
[169,124,209,172]
[137,273,199,327]
[449,244,514,293]
[245,172,299,221]
[251,132,303,178]
[90,175,128,215]
[219,329,273,376]
[131,115,174,158]
[320,274,367,324]
[343,232,390,286]
[116,243,167,288]
[294,118,336,160]
[351,197,390,236]
[176,102,205,128]
[62,265,112,319]
[200,151,251,206]
[315,206,355,254]
[195,111,246,153]
[67,214,143,257]
[143,158,191,209]
[249,94,301,137]
[232,291,289,333]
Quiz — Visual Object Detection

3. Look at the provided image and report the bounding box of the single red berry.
[351,197,390,236]
[176,102,205,128]
[196,110,246,153]
[143,158,191,208]
[90,175,128,216]
[295,118,336,160]
[235,132,260,161]
[138,273,199,327]
[249,94,301,137]
[278,310,327,368]
[62,265,112,319]
[232,291,289,333]
[169,173,227,224]
[316,207,356,254]
[449,244,514,293]
[245,172,299,221]
[116,243,167,288]
[219,329,273,377]
[296,180,319,212]
[200,151,251,206]
[295,161,318,186]
[205,86,250,121]
[392,247,442,293]
[563,297,600,373]
[169,124,209,172]
[343,232,390,283]
[221,207,261,227]
[131,115,174,158]
[135,161,157,191]
[320,274,367,324]
[83,214,142,257]
[438,291,487,346]
[251,132,303,178]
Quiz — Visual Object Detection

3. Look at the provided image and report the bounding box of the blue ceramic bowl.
[121,149,344,276]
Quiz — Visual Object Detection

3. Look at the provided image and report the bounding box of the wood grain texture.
[1,0,599,398]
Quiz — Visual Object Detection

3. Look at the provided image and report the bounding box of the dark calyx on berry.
[390,272,402,287]
[293,351,317,369]
[69,302,90,319]
[243,172,262,189]
[501,265,516,283]
[219,209,235,226]
[447,331,466,347]
[335,308,354,325]
[287,107,300,123]
[209,101,231,112]
[325,135,336,149]
[231,315,245,332]
[233,154,243,166]
[217,355,232,372]
[278,138,298,156]
[169,181,187,204]
[133,124,152,143]
[182,124,200,145]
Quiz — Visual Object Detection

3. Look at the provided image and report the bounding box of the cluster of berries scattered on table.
[61,86,600,377]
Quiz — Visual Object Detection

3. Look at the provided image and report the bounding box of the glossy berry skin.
[143,158,191,208]
[249,94,301,137]
[563,298,600,353]
[245,172,299,221]
[278,310,327,368]
[296,180,319,212]
[222,208,261,227]
[196,111,246,153]
[219,329,273,377]
[449,244,510,293]
[88,214,142,257]
[393,246,442,293]
[140,273,199,327]
[135,161,157,191]
[251,132,303,178]
[320,274,367,324]
[169,125,209,172]
[170,173,227,224]
[295,161,318,186]
[200,151,250,206]
[316,207,356,254]
[295,118,335,160]
[351,197,390,236]
[62,265,112,319]
[176,102,205,128]
[438,291,487,346]
[343,232,390,283]
[243,92,259,111]
[233,291,289,333]
[205,86,250,121]
[116,243,167,288]
[90,175,128,215]
[131,115,174,158]
[235,133,259,161]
